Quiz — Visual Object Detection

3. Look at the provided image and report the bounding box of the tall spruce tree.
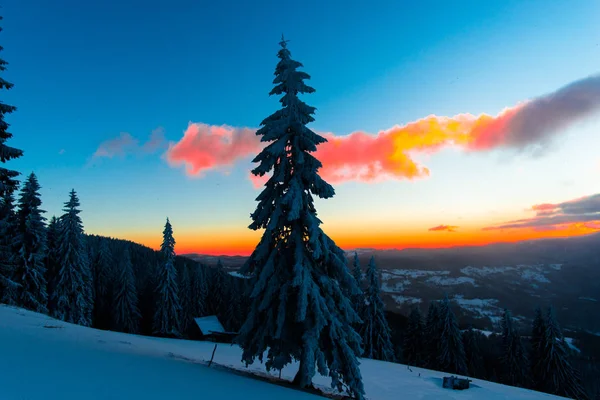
[153,218,181,337]
[530,306,546,390]
[538,307,588,399]
[52,190,94,326]
[0,16,23,198]
[14,173,47,313]
[463,325,485,379]
[113,248,140,334]
[210,259,226,316]
[179,263,193,335]
[361,256,394,362]
[404,307,425,367]
[190,264,208,319]
[236,36,364,398]
[45,216,60,314]
[424,301,442,369]
[0,191,18,303]
[500,309,528,387]
[351,252,364,323]
[436,295,467,375]
[92,239,114,329]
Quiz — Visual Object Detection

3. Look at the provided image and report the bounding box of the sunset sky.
[4,0,600,255]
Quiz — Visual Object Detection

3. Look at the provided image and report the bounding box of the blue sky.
[3,0,600,254]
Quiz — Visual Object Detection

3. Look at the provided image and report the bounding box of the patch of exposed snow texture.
[380,277,411,293]
[520,269,550,284]
[565,337,581,353]
[425,276,477,286]
[453,295,501,323]
[391,295,422,305]
[387,269,450,279]
[228,271,250,279]
[548,263,563,270]
[0,304,567,400]
[460,266,516,276]
[579,296,597,302]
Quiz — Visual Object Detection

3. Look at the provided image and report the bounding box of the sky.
[3,0,600,255]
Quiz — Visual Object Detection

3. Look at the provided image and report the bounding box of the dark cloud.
[428,225,458,232]
[483,193,600,230]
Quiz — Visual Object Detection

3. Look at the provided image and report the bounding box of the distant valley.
[184,232,600,335]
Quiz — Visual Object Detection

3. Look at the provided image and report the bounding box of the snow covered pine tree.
[361,256,395,362]
[14,173,48,313]
[436,295,467,375]
[52,190,94,326]
[236,36,365,399]
[500,308,528,387]
[113,248,141,334]
[0,15,22,199]
[153,218,181,337]
[0,190,19,303]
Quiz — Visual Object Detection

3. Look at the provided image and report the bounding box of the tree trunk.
[292,357,313,389]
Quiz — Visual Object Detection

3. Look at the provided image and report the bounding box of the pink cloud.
[166,123,260,177]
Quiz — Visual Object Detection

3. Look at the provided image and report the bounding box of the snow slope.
[0,305,566,400]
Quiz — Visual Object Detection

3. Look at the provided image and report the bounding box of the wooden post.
[208,342,218,367]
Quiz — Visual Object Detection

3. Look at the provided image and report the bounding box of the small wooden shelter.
[443,376,471,390]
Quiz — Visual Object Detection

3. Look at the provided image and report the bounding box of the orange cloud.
[428,224,459,232]
[163,74,600,185]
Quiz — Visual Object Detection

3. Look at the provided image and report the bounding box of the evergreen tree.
[424,301,442,369]
[0,191,18,303]
[538,307,588,399]
[351,252,364,323]
[45,216,60,314]
[52,190,94,326]
[500,309,528,387]
[179,263,193,335]
[210,259,226,316]
[13,173,47,313]
[436,295,467,375]
[236,36,364,399]
[153,218,181,337]
[463,325,485,379]
[530,306,547,390]
[361,256,394,362]
[92,239,114,329]
[226,280,243,332]
[190,264,208,318]
[113,248,140,334]
[0,16,23,198]
[403,306,425,367]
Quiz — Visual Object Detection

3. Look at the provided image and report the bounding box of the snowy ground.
[0,305,567,400]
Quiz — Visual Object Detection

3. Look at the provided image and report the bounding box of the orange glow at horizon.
[122,221,600,257]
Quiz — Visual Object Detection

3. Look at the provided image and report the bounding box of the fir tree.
[361,256,394,362]
[538,307,588,399]
[0,191,18,303]
[45,215,60,314]
[463,325,485,379]
[113,248,140,334]
[226,280,243,332]
[236,36,364,399]
[179,263,193,335]
[0,16,23,198]
[436,295,467,375]
[191,264,208,318]
[92,239,114,329]
[424,301,442,369]
[351,252,364,323]
[500,309,528,387]
[210,259,226,316]
[153,218,181,337]
[530,306,547,390]
[14,173,47,313]
[404,307,425,367]
[52,190,94,326]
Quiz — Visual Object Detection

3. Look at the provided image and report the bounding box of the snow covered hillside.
[0,305,567,400]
